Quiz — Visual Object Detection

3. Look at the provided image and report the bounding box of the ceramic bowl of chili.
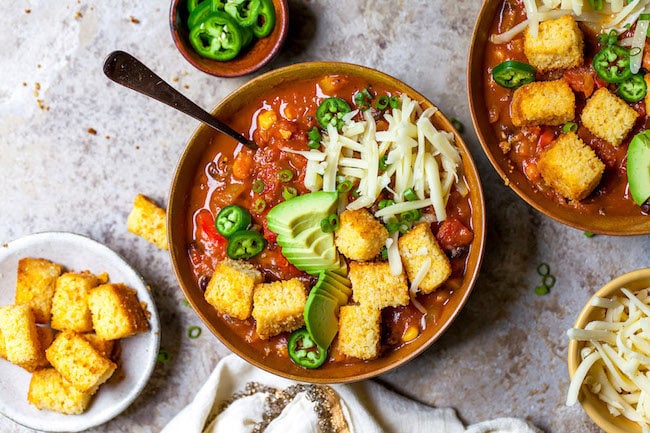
[167,61,486,383]
[170,0,289,77]
[467,0,650,235]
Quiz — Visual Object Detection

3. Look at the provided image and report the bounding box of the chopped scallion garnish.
[188,326,202,339]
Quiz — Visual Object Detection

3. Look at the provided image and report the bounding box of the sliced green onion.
[378,199,395,210]
[380,246,388,260]
[379,155,390,171]
[320,213,339,233]
[386,222,401,234]
[182,299,190,307]
[563,122,578,133]
[400,209,421,223]
[157,349,171,363]
[536,262,550,276]
[278,169,294,182]
[337,180,353,193]
[375,95,389,110]
[351,190,360,198]
[404,188,417,201]
[640,13,650,20]
[584,231,596,238]
[308,139,320,149]
[283,186,298,201]
[534,285,549,296]
[188,326,201,339]
[354,88,373,111]
[253,198,267,213]
[389,95,400,109]
[450,117,464,133]
[307,126,321,141]
[252,180,265,193]
[543,274,556,289]
[589,0,603,11]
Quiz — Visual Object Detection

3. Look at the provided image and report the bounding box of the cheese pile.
[491,0,650,43]
[567,287,650,432]
[283,93,467,275]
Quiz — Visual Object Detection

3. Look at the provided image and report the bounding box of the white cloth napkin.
[160,355,542,433]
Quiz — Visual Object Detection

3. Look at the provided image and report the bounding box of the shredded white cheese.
[409,258,431,315]
[566,287,650,431]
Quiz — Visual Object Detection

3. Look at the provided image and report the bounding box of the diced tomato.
[436,218,474,252]
[563,67,595,97]
[537,127,556,150]
[261,217,278,243]
[195,209,227,251]
[232,149,255,180]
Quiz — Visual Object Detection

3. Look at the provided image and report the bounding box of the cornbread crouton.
[28,368,92,414]
[46,331,116,394]
[338,305,381,360]
[252,278,306,340]
[87,283,149,340]
[538,132,605,201]
[82,333,115,359]
[398,222,452,294]
[127,194,168,250]
[511,79,575,127]
[581,88,639,146]
[524,15,584,72]
[15,258,63,323]
[349,261,409,309]
[204,258,263,320]
[0,305,48,371]
[51,271,102,332]
[334,209,388,261]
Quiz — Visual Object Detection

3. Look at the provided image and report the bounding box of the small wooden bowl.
[568,268,650,433]
[467,0,650,235]
[167,62,486,383]
[169,0,288,77]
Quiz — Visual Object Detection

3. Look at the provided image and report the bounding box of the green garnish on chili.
[288,328,327,369]
[253,198,267,213]
[618,73,647,102]
[389,95,400,108]
[492,60,536,89]
[307,126,322,149]
[278,169,294,182]
[563,122,578,133]
[226,230,267,259]
[378,199,394,209]
[188,11,243,61]
[252,0,275,37]
[282,186,298,201]
[400,209,421,223]
[252,179,265,193]
[588,0,603,11]
[404,188,417,201]
[375,95,390,110]
[593,44,633,83]
[534,262,555,296]
[320,213,339,233]
[354,88,373,111]
[316,97,352,131]
[216,205,252,238]
[379,154,390,171]
[337,179,353,193]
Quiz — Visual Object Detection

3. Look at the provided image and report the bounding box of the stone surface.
[0,1,648,432]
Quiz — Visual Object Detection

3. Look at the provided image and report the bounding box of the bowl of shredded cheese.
[567,268,650,433]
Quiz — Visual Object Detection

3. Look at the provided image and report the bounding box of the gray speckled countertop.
[1,1,648,432]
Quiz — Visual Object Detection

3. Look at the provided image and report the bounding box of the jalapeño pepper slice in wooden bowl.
[188,11,243,61]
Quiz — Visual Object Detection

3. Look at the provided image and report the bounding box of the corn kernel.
[402,326,419,342]
[257,110,277,130]
[279,129,292,139]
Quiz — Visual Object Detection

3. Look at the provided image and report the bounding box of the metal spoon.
[103,50,257,150]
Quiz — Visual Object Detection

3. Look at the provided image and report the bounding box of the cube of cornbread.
[0,305,48,371]
[204,258,263,320]
[46,331,116,394]
[87,283,149,340]
[0,327,53,367]
[334,209,388,261]
[511,79,575,127]
[28,368,92,414]
[51,271,102,332]
[82,333,115,359]
[398,222,452,294]
[15,258,63,323]
[252,278,306,340]
[349,261,409,309]
[338,305,381,360]
[581,88,639,146]
[538,132,605,201]
[524,15,584,72]
[127,193,168,250]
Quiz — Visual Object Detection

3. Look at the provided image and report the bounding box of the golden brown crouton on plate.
[127,193,168,250]
[524,15,584,72]
[349,261,409,309]
[538,132,605,201]
[28,368,92,414]
[51,271,102,333]
[338,305,381,360]
[398,222,452,294]
[0,305,48,371]
[87,283,149,340]
[15,257,63,323]
[204,258,263,320]
[252,278,306,340]
[511,79,575,127]
[581,87,639,146]
[334,208,388,261]
[45,331,116,394]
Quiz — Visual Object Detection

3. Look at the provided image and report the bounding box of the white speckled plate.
[0,231,160,432]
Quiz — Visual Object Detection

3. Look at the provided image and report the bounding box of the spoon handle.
[103,50,256,150]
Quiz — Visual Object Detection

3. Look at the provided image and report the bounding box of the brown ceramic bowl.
[168,62,486,383]
[169,0,288,77]
[568,268,650,433]
[467,0,650,235]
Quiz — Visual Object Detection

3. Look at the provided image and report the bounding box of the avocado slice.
[303,291,339,349]
[628,131,650,206]
[266,191,339,235]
